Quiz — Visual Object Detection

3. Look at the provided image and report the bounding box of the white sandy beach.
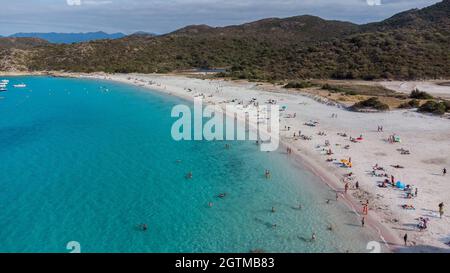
[4,71,449,252]
[100,73,450,252]
[379,81,450,99]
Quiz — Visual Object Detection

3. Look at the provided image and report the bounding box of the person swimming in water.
[139,223,148,231]
[265,169,271,179]
[186,171,193,179]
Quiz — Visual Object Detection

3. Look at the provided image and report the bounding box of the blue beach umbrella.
[396,181,405,189]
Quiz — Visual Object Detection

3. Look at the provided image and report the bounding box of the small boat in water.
[0,87,7,92]
[13,83,27,88]
[1,79,9,84]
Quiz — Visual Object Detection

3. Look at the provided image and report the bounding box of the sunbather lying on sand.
[402,204,415,210]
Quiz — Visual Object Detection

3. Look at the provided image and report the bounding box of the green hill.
[1,0,449,80]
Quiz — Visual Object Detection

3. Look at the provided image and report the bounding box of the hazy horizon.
[0,0,442,36]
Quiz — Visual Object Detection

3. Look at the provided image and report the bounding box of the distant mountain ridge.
[8,31,126,44]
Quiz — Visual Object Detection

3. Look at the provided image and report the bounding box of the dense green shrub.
[442,100,450,112]
[410,90,434,100]
[284,81,315,89]
[322,84,342,92]
[418,100,447,115]
[399,99,420,109]
[322,84,357,95]
[351,97,389,111]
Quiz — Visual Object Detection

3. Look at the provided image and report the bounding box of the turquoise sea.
[0,76,382,253]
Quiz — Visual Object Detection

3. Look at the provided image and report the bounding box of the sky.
[0,0,442,35]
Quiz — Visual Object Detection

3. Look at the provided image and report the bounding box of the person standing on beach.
[363,201,369,215]
[439,202,444,219]
[344,183,349,194]
[361,217,365,228]
[355,181,359,190]
[404,233,408,246]
[444,168,447,176]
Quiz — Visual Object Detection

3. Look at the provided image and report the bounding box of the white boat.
[1,80,9,84]
[13,83,27,88]
[0,87,7,92]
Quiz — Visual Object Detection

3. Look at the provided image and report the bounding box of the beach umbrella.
[396,181,405,189]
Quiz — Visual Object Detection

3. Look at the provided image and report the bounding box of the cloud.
[66,0,113,6]
[0,0,442,35]
[82,0,113,5]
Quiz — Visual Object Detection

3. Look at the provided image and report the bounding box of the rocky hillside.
[1,0,449,80]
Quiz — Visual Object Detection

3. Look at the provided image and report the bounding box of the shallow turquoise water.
[0,76,380,253]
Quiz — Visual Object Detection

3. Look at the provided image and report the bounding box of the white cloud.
[66,0,112,6]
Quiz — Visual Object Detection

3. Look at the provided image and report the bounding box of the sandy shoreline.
[2,71,450,252]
